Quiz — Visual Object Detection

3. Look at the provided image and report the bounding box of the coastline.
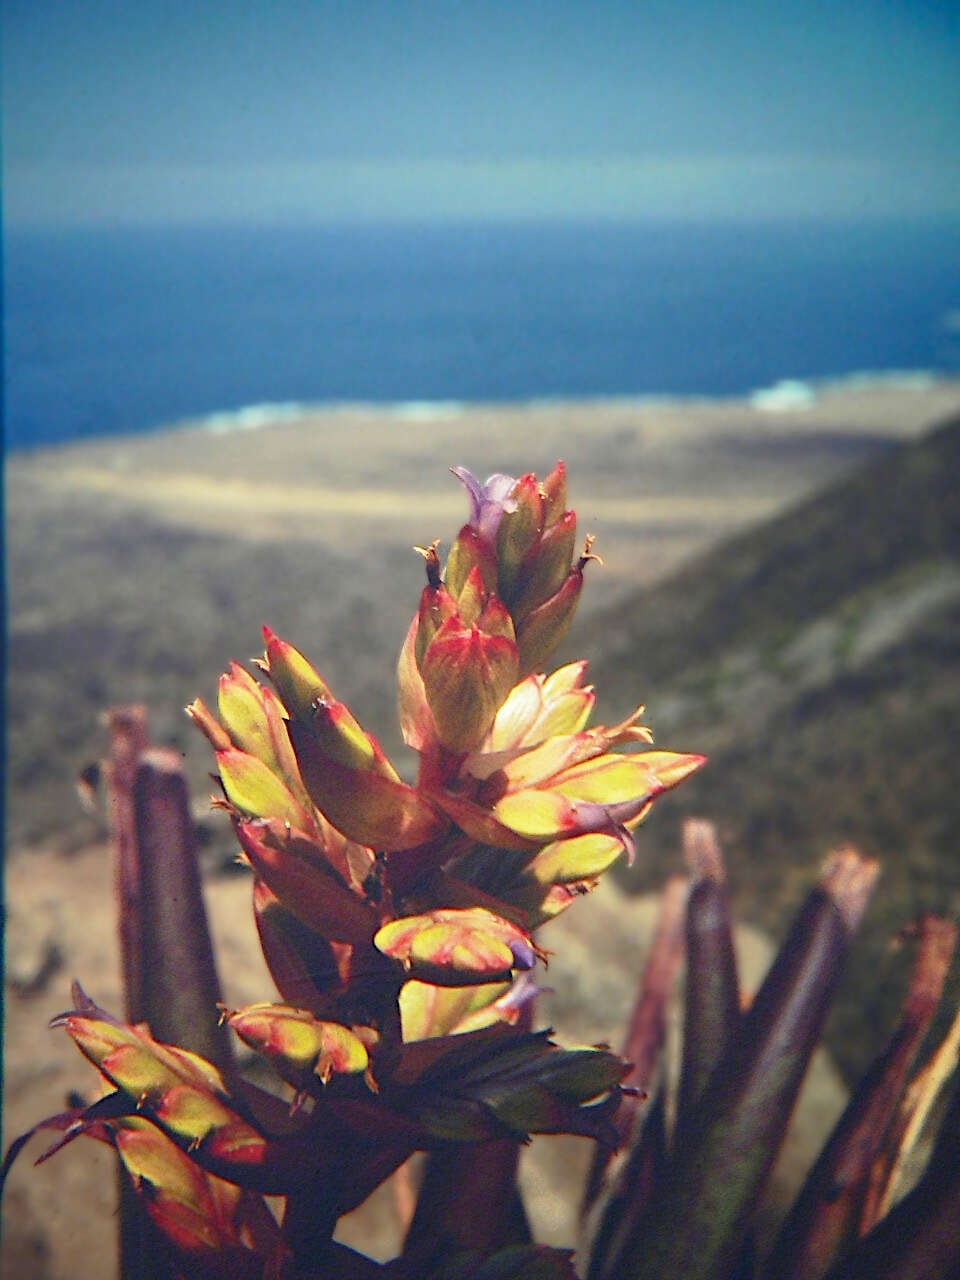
[185,368,955,434]
[8,368,958,456]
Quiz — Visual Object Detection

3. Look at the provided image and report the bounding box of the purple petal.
[451,466,484,525]
[612,822,637,868]
[482,473,520,506]
[50,982,124,1030]
[451,467,518,544]
[496,972,544,1012]
[508,936,537,970]
[567,805,639,867]
[567,800,612,831]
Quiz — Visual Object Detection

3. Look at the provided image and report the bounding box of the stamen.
[414,540,442,586]
[578,533,604,570]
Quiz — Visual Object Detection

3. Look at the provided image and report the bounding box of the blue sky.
[4,0,959,226]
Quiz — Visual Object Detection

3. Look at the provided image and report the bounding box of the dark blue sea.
[4,220,959,451]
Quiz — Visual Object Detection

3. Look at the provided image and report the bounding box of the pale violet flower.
[451,466,518,545]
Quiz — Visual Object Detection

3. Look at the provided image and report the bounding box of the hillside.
[582,412,960,1078]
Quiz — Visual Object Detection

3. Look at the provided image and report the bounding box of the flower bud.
[444,523,499,599]
[235,818,378,945]
[415,578,458,667]
[375,908,538,986]
[311,696,399,780]
[444,463,594,676]
[515,565,584,676]
[259,627,329,721]
[226,1003,369,1084]
[215,748,314,830]
[290,717,447,851]
[496,473,544,602]
[114,1124,225,1254]
[491,750,706,841]
[420,616,518,754]
[398,978,515,1041]
[511,510,578,624]
[396,1029,627,1145]
[185,697,232,751]
[217,662,312,810]
[541,459,568,527]
[455,564,488,628]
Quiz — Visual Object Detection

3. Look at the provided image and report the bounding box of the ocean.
[4,219,959,451]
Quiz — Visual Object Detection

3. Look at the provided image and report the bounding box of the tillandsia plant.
[8,466,960,1279]
[2,463,705,1279]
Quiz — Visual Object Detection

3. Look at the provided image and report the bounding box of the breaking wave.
[749,370,938,413]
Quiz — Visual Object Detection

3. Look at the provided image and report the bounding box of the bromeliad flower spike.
[7,463,704,1279]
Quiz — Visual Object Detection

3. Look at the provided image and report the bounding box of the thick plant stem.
[609,849,878,1280]
[766,914,957,1280]
[104,708,236,1279]
[675,818,740,1132]
[104,705,150,1022]
[824,1080,960,1280]
[132,746,236,1079]
[402,1139,530,1273]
